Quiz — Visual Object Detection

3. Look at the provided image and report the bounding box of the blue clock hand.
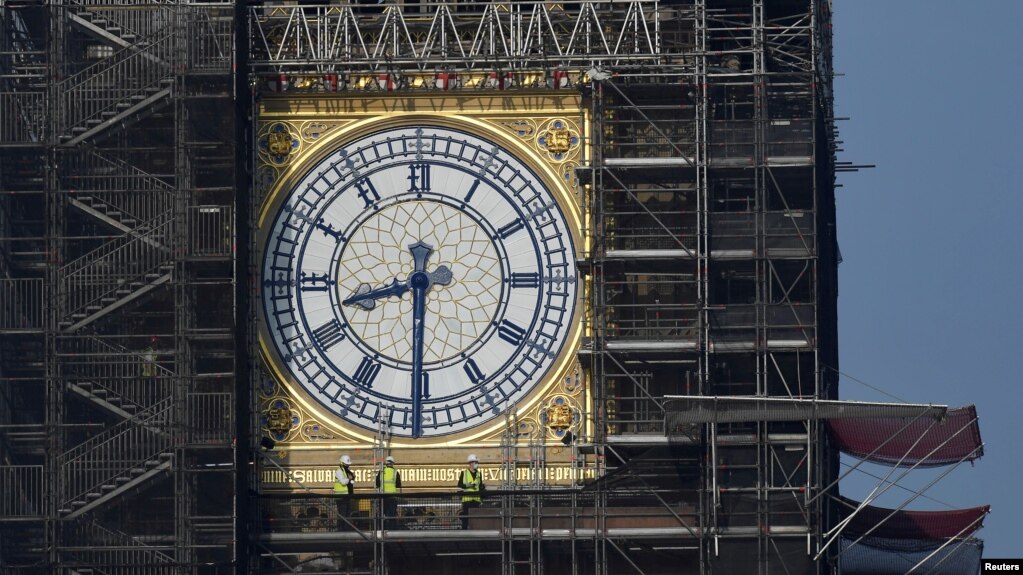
[342,278,410,310]
[407,241,433,438]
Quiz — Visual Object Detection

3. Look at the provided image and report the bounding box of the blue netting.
[839,536,983,575]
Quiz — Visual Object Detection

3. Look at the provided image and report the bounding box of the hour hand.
[342,278,409,310]
[429,265,453,286]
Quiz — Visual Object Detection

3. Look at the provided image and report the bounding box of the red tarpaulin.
[828,405,982,467]
[837,496,989,540]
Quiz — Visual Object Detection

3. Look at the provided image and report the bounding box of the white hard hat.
[385,456,395,464]
[467,454,479,463]
[340,455,352,465]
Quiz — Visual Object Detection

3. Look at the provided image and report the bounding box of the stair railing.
[67,0,176,50]
[58,212,173,324]
[58,29,174,138]
[63,150,174,227]
[59,397,175,509]
[62,336,175,416]
[68,519,177,567]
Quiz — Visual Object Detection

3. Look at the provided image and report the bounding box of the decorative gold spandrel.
[536,119,580,161]
[257,357,361,448]
[257,122,300,166]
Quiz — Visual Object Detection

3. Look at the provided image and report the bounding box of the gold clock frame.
[254,93,589,452]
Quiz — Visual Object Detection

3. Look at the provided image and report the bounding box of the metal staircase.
[64,336,175,420]
[65,519,177,573]
[59,396,175,519]
[64,150,175,239]
[59,212,173,332]
[67,1,174,51]
[58,30,174,146]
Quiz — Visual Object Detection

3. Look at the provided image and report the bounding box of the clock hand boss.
[342,267,452,310]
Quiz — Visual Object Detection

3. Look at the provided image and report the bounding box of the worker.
[456,453,485,529]
[333,454,356,530]
[141,336,158,378]
[375,455,402,529]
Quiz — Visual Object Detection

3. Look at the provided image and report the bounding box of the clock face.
[259,124,579,438]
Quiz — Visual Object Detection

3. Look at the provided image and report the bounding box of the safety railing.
[766,303,815,347]
[186,5,234,72]
[765,211,815,256]
[59,397,174,508]
[0,92,45,145]
[0,465,44,518]
[186,205,233,258]
[64,519,176,568]
[766,119,814,159]
[58,30,174,138]
[64,150,174,226]
[187,392,233,445]
[59,213,173,324]
[607,304,699,342]
[602,110,697,160]
[708,121,754,163]
[0,278,43,332]
[67,1,175,47]
[259,489,700,535]
[61,336,175,415]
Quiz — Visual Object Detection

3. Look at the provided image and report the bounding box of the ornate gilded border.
[254,94,589,452]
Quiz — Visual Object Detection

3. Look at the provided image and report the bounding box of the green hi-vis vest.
[381,466,398,494]
[460,469,481,503]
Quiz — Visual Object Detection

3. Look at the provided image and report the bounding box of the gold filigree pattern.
[516,418,540,440]
[337,201,502,363]
[301,420,337,442]
[560,364,583,395]
[494,119,537,140]
[299,120,348,143]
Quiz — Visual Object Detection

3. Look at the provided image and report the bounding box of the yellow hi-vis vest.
[381,466,398,494]
[334,467,353,495]
[460,469,481,503]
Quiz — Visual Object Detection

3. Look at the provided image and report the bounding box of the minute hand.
[408,241,433,439]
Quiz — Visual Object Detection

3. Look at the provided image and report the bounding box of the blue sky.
[833,0,1023,558]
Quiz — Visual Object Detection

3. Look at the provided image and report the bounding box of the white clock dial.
[259,124,578,438]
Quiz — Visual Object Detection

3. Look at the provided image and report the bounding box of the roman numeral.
[407,163,431,193]
[352,357,381,388]
[298,271,335,292]
[510,272,540,288]
[497,319,526,346]
[463,358,485,385]
[497,218,525,239]
[314,218,345,243]
[312,319,346,351]
[354,178,379,207]
[463,179,481,203]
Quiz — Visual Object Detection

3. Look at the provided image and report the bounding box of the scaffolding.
[0,1,236,572]
[0,1,988,574]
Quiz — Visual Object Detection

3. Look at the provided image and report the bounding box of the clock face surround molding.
[256,114,584,446]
